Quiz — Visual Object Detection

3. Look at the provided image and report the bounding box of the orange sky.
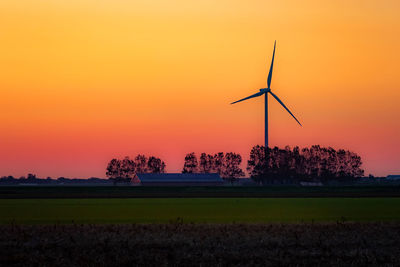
[1,0,399,177]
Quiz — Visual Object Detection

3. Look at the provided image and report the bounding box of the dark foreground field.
[1,223,400,266]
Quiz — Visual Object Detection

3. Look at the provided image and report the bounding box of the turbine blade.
[269,91,302,126]
[267,41,276,88]
[231,91,264,104]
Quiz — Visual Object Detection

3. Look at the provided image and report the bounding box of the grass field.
[1,198,400,224]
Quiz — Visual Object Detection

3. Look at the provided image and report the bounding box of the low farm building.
[136,173,224,186]
[387,175,400,180]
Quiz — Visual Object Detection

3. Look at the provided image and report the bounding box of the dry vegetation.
[1,222,400,266]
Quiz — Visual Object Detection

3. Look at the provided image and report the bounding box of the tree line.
[182,152,245,183]
[106,155,166,184]
[106,145,364,184]
[0,146,364,185]
[247,145,364,184]
[0,174,111,185]
[178,145,364,184]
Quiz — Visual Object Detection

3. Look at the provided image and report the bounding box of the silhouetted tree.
[26,173,37,181]
[134,154,148,173]
[247,145,268,184]
[182,152,198,173]
[106,157,135,184]
[106,155,167,184]
[199,153,214,173]
[197,152,224,176]
[212,152,225,175]
[120,156,136,182]
[147,156,166,173]
[222,152,245,184]
[196,152,245,183]
[0,176,17,185]
[292,146,307,180]
[106,158,123,185]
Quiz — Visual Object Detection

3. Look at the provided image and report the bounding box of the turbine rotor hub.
[259,88,270,93]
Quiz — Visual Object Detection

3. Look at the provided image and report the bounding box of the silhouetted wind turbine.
[231,41,302,148]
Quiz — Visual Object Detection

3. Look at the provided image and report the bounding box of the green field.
[1,198,400,224]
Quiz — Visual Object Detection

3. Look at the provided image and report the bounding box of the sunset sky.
[1,0,399,178]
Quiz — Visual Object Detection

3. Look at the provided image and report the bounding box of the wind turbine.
[231,41,302,148]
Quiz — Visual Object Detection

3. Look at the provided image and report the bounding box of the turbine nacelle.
[259,88,270,93]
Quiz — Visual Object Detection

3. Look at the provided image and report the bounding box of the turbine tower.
[231,41,302,148]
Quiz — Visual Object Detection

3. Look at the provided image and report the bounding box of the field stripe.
[1,198,400,224]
